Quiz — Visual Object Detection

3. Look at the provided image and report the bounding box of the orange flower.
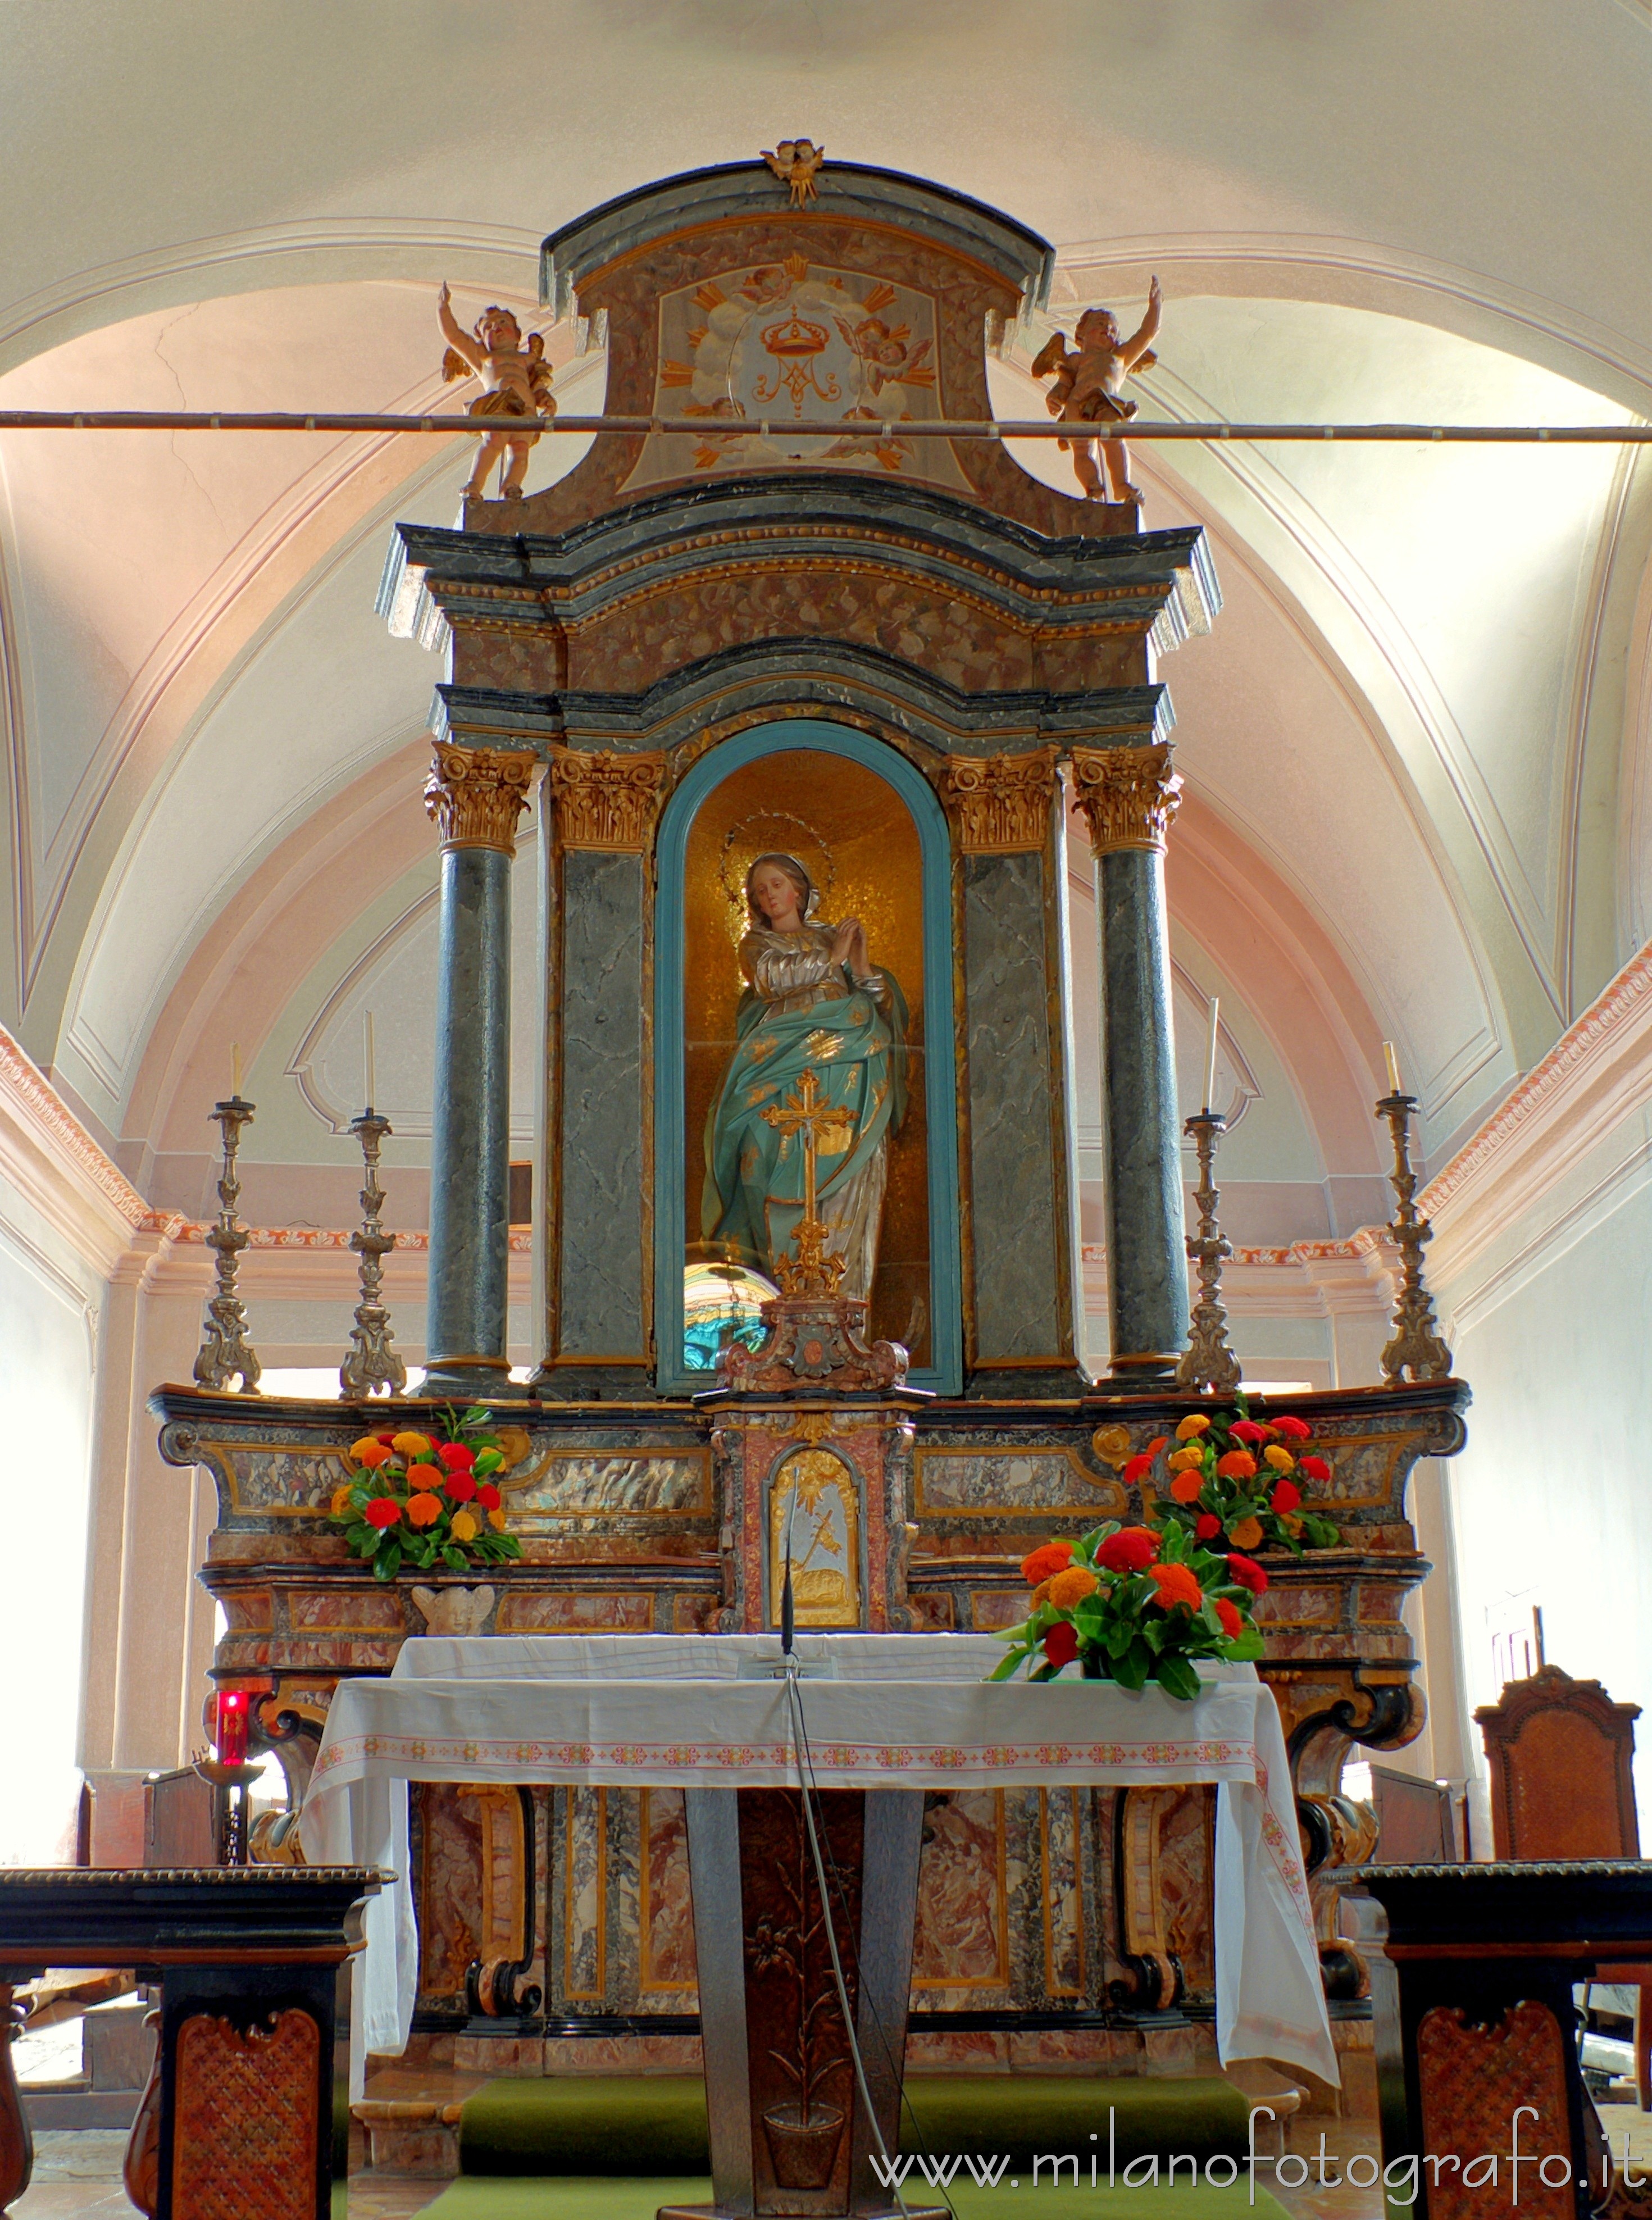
[1150,1562,1203,1612]
[1032,1578,1054,1607]
[349,1437,392,1468]
[1167,1444,1206,1472]
[329,1485,355,1518]
[487,1505,507,1531]
[405,1491,443,1528]
[1145,1435,1169,1455]
[1214,1598,1244,1639]
[1263,1444,1295,1473]
[449,1509,479,1543]
[1047,1566,1100,1609]
[1279,1513,1304,1537]
[1175,1413,1213,1442]
[392,1430,432,1459]
[1228,1515,1264,1550]
[1215,1449,1257,1481]
[1021,1540,1076,1586]
[1169,1470,1205,1503]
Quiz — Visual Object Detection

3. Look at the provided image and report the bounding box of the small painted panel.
[510,1452,711,1516]
[916,1449,1126,1515]
[639,1789,697,1994]
[623,257,972,495]
[769,1447,860,1628]
[495,1592,656,1633]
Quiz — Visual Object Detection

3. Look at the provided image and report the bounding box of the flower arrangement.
[329,1405,523,1583]
[1125,1401,1340,1556]
[989,1519,1267,1699]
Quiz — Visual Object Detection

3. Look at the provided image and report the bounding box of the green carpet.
[422,2175,1290,2219]
[457,2074,1254,2179]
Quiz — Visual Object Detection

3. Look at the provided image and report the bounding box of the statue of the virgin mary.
[701,852,907,1302]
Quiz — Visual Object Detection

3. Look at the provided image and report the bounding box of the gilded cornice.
[424,741,538,855]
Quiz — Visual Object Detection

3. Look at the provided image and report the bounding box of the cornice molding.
[1422,939,1652,1288]
[0,1023,150,1276]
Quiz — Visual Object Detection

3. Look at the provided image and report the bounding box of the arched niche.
[653,717,961,1396]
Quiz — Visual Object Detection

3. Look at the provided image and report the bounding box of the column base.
[961,1362,1090,1402]
[1095,1351,1184,1393]
[421,1355,529,1402]
[529,1359,661,1403]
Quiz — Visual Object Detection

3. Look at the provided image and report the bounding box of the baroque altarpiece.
[154,158,1467,2086]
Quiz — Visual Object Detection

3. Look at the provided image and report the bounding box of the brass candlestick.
[193,1095,261,1393]
[1176,1110,1241,1394]
[1376,1090,1453,1384]
[340,1109,406,1396]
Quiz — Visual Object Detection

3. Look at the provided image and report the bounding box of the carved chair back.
[1474,1662,1641,1860]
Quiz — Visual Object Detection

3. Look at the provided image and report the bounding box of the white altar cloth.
[301,1634,1335,2085]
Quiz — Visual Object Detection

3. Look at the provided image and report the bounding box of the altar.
[151,143,1471,2135]
[302,1632,1332,2213]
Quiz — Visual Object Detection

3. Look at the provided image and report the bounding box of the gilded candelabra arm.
[340,1111,406,1397]
[1376,1091,1453,1385]
[193,1096,261,1394]
[1176,1111,1240,1394]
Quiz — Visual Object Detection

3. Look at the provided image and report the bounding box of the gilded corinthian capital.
[549,747,667,851]
[424,741,537,854]
[941,747,1059,854]
[1068,742,1182,857]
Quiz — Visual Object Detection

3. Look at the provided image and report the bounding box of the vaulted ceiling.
[3,0,1648,1231]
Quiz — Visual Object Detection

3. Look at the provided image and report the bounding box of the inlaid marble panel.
[916,1450,1125,1516]
[562,1786,607,2001]
[1039,1788,1085,1999]
[495,1591,656,1633]
[639,1789,697,1994]
[416,1785,485,2009]
[913,1790,1007,1991]
[512,1453,712,1516]
[558,850,646,1358]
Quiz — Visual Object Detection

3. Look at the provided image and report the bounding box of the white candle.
[364,1010,376,1111]
[231,1041,242,1100]
[1202,997,1219,1114]
[1384,1040,1403,1094]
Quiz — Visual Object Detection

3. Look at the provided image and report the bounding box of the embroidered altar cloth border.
[299,1634,1336,2086]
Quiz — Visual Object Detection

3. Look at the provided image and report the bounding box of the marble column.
[1071,743,1189,1385]
[423,740,536,1400]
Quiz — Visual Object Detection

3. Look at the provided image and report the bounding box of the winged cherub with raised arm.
[437,283,554,502]
[762,138,825,206]
[1030,277,1162,507]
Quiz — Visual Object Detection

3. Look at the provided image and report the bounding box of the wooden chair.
[1474,1662,1650,2105]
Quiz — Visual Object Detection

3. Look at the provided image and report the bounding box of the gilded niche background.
[681,746,931,1362]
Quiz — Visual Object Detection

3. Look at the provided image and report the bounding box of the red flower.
[1299,1454,1331,1482]
[1270,1479,1301,1514]
[1122,1452,1156,1487]
[444,1470,477,1502]
[438,1441,476,1471]
[1215,1449,1257,1480]
[1150,1562,1204,1613]
[1021,1540,1076,1586]
[375,1432,397,1446]
[1227,1553,1268,1595]
[364,1496,402,1529]
[1228,1419,1271,1446]
[1215,1598,1244,1639]
[476,1482,502,1511]
[1043,1621,1080,1669]
[1096,1526,1159,1574]
[1195,1513,1222,1541]
[1271,1415,1313,1443]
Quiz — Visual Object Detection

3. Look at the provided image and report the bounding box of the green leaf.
[1155,1654,1202,1702]
[1141,1617,1165,1654]
[377,1538,403,1580]
[442,1545,467,1571]
[1223,1631,1266,1661]
[989,1646,1032,1681]
[474,1449,503,1476]
[1113,1644,1150,1693]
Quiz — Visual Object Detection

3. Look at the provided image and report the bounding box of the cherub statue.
[762,138,825,207]
[437,283,554,501]
[1030,277,1162,507]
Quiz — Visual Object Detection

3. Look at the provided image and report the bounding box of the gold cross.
[761,1066,854,1227]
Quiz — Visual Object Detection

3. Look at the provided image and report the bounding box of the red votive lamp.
[215,1688,250,1768]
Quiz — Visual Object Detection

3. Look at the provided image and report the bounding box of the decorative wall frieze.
[1068,742,1182,857]
[941,748,1059,854]
[423,741,538,855]
[549,748,666,851]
